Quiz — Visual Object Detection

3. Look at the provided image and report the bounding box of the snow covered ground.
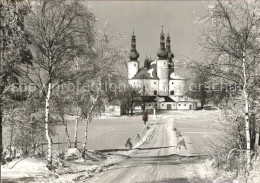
[1,114,159,183]
[54,115,156,151]
[4,110,258,183]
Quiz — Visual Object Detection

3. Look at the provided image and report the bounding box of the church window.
[184,104,186,106]
[134,82,135,84]
[154,90,157,95]
[170,90,174,95]
[134,64,136,66]
[179,104,181,106]
[172,82,174,84]
[154,82,156,84]
[162,104,164,106]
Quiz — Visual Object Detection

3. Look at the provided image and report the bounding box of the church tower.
[156,28,169,96]
[128,30,139,79]
[166,33,174,70]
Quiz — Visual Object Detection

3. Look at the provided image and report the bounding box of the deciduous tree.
[20,0,95,168]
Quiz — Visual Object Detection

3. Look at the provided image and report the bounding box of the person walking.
[125,138,133,149]
[142,110,148,128]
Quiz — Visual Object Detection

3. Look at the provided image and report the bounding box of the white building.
[128,29,200,110]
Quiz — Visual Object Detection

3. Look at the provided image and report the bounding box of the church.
[127,28,200,110]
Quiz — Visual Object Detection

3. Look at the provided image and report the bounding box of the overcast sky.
[88,1,209,68]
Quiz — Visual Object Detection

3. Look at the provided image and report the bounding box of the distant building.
[128,28,200,110]
[105,100,125,116]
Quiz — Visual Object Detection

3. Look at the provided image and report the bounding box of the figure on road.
[176,137,187,150]
[142,110,148,127]
[125,138,133,149]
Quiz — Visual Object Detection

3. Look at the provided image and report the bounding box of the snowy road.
[87,111,220,183]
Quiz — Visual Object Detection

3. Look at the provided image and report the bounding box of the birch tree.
[197,0,260,172]
[20,0,95,168]
[74,27,127,158]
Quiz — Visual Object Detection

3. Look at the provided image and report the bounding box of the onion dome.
[129,30,139,61]
[157,28,168,60]
[166,33,174,62]
[144,56,149,69]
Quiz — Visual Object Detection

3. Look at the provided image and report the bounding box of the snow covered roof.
[169,68,184,80]
[155,96,175,102]
[132,64,159,80]
[131,59,185,80]
[170,96,199,102]
[143,96,176,102]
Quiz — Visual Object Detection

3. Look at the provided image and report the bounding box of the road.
[87,110,220,183]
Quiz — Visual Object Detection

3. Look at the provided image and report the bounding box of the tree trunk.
[250,113,256,151]
[74,117,79,148]
[0,1,4,176]
[242,55,251,172]
[0,102,3,168]
[64,123,71,148]
[45,81,53,168]
[200,84,206,109]
[254,121,259,158]
[82,95,98,158]
[82,117,90,158]
[9,122,13,157]
[244,91,251,171]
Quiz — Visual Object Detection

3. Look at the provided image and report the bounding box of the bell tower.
[156,27,169,96]
[128,30,139,79]
[166,33,174,70]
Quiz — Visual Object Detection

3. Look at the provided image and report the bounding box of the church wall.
[170,79,185,96]
[158,79,169,96]
[177,102,197,110]
[129,79,159,96]
[159,102,176,110]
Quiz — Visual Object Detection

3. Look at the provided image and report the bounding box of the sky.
[88,1,209,69]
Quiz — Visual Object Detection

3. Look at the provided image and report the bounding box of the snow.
[55,115,150,151]
[6,158,48,172]
[66,148,80,157]
[184,159,216,182]
[1,158,53,182]
[0,111,228,183]
[150,60,156,65]
[133,123,157,149]
[170,95,199,102]
[147,68,154,78]
[170,72,184,80]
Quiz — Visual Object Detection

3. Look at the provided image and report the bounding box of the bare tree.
[20,0,95,168]
[75,27,127,157]
[197,0,260,172]
[119,84,141,116]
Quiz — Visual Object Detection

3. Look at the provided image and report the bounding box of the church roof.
[131,63,159,80]
[143,96,176,102]
[170,96,199,102]
[131,59,185,80]
[169,68,184,80]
